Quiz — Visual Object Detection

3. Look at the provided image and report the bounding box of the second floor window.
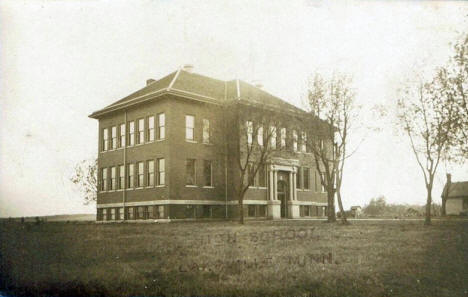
[293,130,298,152]
[101,168,107,191]
[204,160,212,187]
[158,113,165,140]
[186,159,196,185]
[128,121,135,146]
[258,165,266,187]
[102,128,109,151]
[158,158,165,185]
[137,119,144,144]
[203,119,210,144]
[280,128,286,148]
[147,160,154,187]
[303,167,310,190]
[111,126,117,150]
[297,167,302,189]
[110,167,116,190]
[257,125,264,146]
[246,121,253,145]
[147,116,154,142]
[127,163,134,188]
[119,124,125,147]
[119,165,124,189]
[301,132,307,152]
[270,126,276,149]
[186,115,194,140]
[137,162,144,187]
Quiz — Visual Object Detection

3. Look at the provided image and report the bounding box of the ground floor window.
[247,205,267,217]
[97,209,103,221]
[463,198,468,209]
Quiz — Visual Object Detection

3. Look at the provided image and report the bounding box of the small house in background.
[442,174,468,215]
[349,206,362,218]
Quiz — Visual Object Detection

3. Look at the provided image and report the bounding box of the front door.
[277,180,288,218]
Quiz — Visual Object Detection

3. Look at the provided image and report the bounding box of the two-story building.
[89,65,328,221]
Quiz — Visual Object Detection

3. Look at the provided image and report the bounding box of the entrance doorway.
[277,180,288,218]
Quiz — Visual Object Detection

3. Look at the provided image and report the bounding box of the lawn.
[0,219,467,297]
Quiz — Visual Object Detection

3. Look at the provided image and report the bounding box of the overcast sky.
[1,0,467,217]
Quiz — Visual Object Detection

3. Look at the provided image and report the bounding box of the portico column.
[289,172,294,201]
[269,169,274,200]
[273,170,278,200]
[292,172,297,200]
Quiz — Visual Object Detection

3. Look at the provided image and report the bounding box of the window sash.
[101,168,108,191]
[280,128,286,148]
[138,119,145,144]
[296,167,302,189]
[137,162,144,187]
[102,128,109,151]
[186,115,194,140]
[127,164,134,188]
[257,125,263,146]
[110,167,116,190]
[270,126,276,149]
[185,159,195,185]
[147,160,154,186]
[119,165,125,189]
[293,130,298,152]
[204,160,212,187]
[301,132,307,152]
[246,121,253,144]
[111,126,117,149]
[303,167,310,190]
[147,116,155,142]
[120,124,126,147]
[158,158,165,185]
[128,121,135,146]
[158,113,165,140]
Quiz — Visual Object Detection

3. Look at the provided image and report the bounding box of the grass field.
[1,219,467,297]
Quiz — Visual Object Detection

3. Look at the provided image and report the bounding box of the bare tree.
[397,75,456,225]
[306,73,359,224]
[70,159,98,205]
[225,102,284,224]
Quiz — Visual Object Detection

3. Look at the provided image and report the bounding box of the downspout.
[123,110,127,220]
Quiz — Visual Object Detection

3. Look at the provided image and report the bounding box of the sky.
[1,0,468,217]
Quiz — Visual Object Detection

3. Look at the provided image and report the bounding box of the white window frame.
[270,126,276,149]
[147,116,155,142]
[186,115,195,140]
[158,113,165,140]
[102,128,109,151]
[246,121,253,145]
[202,118,210,144]
[157,158,165,186]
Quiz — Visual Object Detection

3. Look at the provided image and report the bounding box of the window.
[303,167,310,190]
[203,119,210,144]
[137,118,144,144]
[304,205,310,216]
[117,208,124,220]
[147,116,155,142]
[301,132,307,152]
[127,163,134,188]
[111,126,117,150]
[248,205,256,217]
[119,124,125,147]
[204,160,212,187]
[158,205,164,218]
[110,167,116,190]
[137,161,144,187]
[137,206,145,219]
[97,209,103,221]
[258,205,266,217]
[128,121,135,146]
[118,165,124,189]
[293,130,298,152]
[185,159,196,185]
[270,126,276,149]
[257,125,264,146]
[102,128,109,151]
[158,113,165,139]
[102,208,108,221]
[258,165,266,187]
[101,168,108,191]
[280,128,286,148]
[110,208,116,220]
[248,163,255,186]
[157,158,165,185]
[246,121,253,145]
[186,115,194,140]
[296,167,302,189]
[126,207,134,220]
[147,160,154,187]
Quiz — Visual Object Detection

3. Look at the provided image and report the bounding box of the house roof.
[447,181,468,198]
[89,68,307,118]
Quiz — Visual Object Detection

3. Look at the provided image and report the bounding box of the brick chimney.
[182,64,194,73]
[146,79,156,86]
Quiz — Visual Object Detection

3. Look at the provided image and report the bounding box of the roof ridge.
[167,67,182,91]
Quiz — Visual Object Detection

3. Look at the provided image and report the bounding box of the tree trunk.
[336,190,349,224]
[327,189,336,222]
[425,184,433,226]
[239,197,244,224]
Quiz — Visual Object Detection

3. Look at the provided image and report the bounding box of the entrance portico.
[267,157,300,219]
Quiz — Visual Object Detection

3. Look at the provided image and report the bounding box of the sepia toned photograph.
[0,1,467,296]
